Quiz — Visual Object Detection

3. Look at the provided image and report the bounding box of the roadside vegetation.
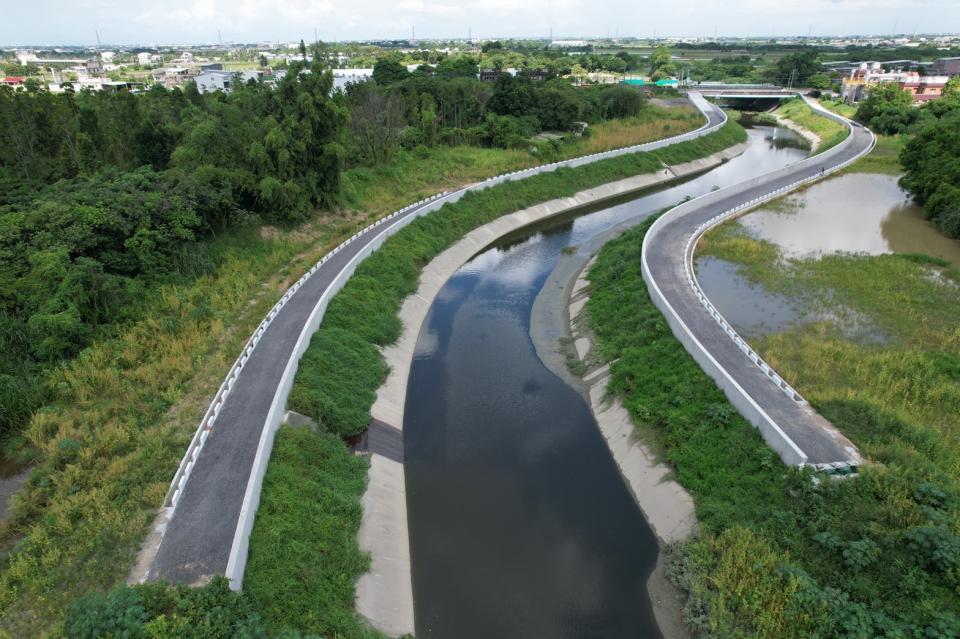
[245,426,378,638]
[243,120,748,636]
[586,216,960,638]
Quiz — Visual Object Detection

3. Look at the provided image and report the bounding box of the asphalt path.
[643,117,874,467]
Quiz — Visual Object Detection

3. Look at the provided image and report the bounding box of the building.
[1,77,25,91]
[840,62,949,103]
[156,67,193,88]
[479,68,549,82]
[932,57,960,77]
[331,68,373,90]
[478,68,502,82]
[194,69,262,93]
[85,58,104,75]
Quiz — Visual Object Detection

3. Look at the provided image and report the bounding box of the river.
[402,124,808,638]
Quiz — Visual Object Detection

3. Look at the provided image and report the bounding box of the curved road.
[642,101,874,470]
[140,93,728,587]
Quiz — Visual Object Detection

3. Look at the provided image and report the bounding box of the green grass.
[844,134,905,175]
[339,104,703,218]
[245,426,379,638]
[817,98,858,119]
[246,119,749,635]
[0,106,710,636]
[774,98,850,155]
[586,217,960,637]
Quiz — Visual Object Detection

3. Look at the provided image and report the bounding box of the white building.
[332,68,373,90]
[194,69,262,93]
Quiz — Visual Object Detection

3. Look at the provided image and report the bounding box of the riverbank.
[341,135,747,635]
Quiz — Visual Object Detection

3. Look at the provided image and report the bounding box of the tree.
[899,109,960,238]
[649,46,676,80]
[345,83,406,164]
[372,58,410,85]
[855,83,918,134]
[299,39,307,61]
[807,73,833,91]
[773,49,821,86]
[435,55,479,78]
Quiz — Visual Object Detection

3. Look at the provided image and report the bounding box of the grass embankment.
[775,97,850,154]
[0,105,706,636]
[245,427,377,638]
[845,133,905,175]
[586,217,960,637]
[245,119,748,635]
[339,104,703,215]
[817,98,858,119]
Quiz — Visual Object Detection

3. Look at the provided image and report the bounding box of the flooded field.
[696,172,960,338]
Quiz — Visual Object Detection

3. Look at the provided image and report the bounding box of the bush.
[63,578,270,639]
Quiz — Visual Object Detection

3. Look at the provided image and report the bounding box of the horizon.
[5,31,960,50]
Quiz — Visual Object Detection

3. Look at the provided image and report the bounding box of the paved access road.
[643,110,874,468]
[144,93,728,587]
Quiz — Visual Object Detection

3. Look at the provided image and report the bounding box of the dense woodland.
[0,60,652,443]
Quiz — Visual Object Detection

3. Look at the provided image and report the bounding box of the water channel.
[402,124,808,638]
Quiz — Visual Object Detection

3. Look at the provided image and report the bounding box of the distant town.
[3,34,960,105]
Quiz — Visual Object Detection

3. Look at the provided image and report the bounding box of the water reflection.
[738,174,960,265]
[696,257,803,334]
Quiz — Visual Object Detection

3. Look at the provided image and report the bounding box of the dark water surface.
[403,126,808,639]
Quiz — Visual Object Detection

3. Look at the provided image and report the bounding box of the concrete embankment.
[356,142,746,636]
[770,112,821,151]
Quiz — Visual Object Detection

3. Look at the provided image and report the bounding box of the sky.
[3,0,959,46]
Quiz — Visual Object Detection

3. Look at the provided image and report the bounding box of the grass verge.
[0,105,706,636]
[246,118,748,635]
[844,134,905,175]
[584,216,960,637]
[245,426,377,638]
[775,98,850,155]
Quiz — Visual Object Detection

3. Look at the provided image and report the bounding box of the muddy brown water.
[696,173,960,338]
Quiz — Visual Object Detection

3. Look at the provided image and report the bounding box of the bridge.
[694,84,802,100]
